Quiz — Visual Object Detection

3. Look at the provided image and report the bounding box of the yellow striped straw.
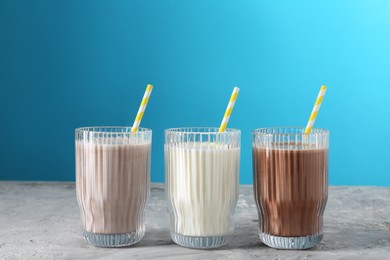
[131,84,153,132]
[304,85,327,133]
[219,87,240,132]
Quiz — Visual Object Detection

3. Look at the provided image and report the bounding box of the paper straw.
[304,85,327,133]
[131,84,153,132]
[219,87,240,132]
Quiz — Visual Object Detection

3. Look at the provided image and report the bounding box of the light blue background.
[1,1,389,185]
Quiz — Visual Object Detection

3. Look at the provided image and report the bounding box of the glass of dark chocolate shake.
[252,127,329,249]
[75,127,151,247]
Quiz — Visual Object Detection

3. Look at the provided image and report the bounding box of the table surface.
[0,182,389,260]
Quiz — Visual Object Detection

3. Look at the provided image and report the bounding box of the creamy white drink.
[165,142,240,237]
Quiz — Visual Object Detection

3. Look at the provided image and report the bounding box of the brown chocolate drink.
[253,146,328,237]
[76,141,150,234]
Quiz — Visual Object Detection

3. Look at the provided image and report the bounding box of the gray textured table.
[0,182,389,260]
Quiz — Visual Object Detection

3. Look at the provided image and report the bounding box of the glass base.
[83,230,144,247]
[260,232,323,249]
[171,232,230,249]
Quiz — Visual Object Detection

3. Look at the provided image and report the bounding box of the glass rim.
[164,127,240,135]
[252,127,329,135]
[75,126,152,134]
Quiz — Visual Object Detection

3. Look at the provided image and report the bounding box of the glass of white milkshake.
[165,127,240,249]
[75,127,151,247]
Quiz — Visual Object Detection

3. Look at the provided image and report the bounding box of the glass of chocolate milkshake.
[75,127,151,247]
[165,127,240,249]
[252,127,329,249]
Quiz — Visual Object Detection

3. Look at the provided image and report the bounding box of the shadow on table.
[135,219,390,252]
[138,219,264,250]
[138,227,175,247]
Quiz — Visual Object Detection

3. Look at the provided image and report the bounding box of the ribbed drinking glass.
[252,127,329,249]
[75,127,151,247]
[165,127,240,249]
